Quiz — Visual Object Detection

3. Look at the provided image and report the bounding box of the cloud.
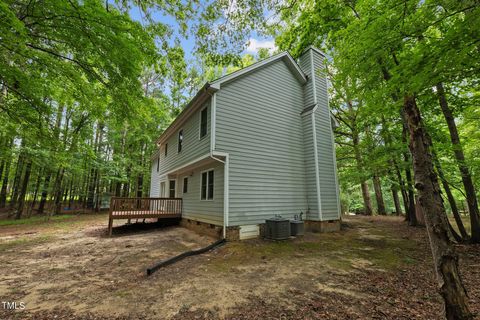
[245,38,277,54]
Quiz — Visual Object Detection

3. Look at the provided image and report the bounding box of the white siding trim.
[224,155,229,232]
[311,112,323,220]
[210,92,217,151]
[211,151,230,239]
[328,99,341,218]
[310,49,322,220]
[310,49,318,105]
[211,52,307,87]
[303,45,327,58]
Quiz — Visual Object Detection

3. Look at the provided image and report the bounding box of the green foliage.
[0,0,216,214]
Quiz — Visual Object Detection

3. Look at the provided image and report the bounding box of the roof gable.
[156,51,307,145]
[210,51,307,88]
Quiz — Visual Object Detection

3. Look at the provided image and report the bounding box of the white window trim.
[199,106,208,140]
[160,181,166,197]
[168,179,177,198]
[199,168,214,201]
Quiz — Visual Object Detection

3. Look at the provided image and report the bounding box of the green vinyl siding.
[309,49,341,220]
[215,59,308,226]
[179,160,224,225]
[158,99,211,175]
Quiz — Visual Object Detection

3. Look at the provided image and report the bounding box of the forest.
[0,0,479,319]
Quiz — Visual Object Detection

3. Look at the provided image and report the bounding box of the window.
[200,107,208,138]
[156,156,159,172]
[201,169,214,200]
[208,170,214,200]
[164,143,168,157]
[183,177,188,193]
[178,130,183,153]
[169,180,176,198]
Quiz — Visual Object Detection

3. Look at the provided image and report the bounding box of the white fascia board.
[310,50,318,105]
[302,45,327,58]
[210,92,216,153]
[330,112,340,128]
[210,52,307,89]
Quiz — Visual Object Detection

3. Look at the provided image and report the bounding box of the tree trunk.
[68,177,74,208]
[28,169,42,217]
[0,151,12,208]
[122,166,131,198]
[391,186,402,216]
[10,150,25,209]
[401,115,417,225]
[373,173,386,215]
[0,157,5,189]
[403,94,472,319]
[352,131,373,215]
[16,161,32,220]
[136,174,143,198]
[94,170,101,212]
[115,181,122,197]
[86,168,97,209]
[38,173,51,215]
[53,167,65,215]
[433,152,469,241]
[436,82,480,243]
[391,157,409,217]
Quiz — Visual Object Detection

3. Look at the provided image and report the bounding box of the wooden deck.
[108,197,182,236]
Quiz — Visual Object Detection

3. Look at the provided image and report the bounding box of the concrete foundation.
[180,218,241,241]
[304,219,341,233]
[180,218,341,240]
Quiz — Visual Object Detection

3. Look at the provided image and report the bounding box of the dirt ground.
[0,214,478,320]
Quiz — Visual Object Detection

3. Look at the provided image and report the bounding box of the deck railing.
[108,197,182,235]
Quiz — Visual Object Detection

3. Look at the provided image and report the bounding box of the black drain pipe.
[146,238,226,276]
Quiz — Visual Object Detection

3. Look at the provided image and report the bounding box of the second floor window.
[156,156,159,172]
[164,143,168,157]
[178,130,183,153]
[200,107,208,138]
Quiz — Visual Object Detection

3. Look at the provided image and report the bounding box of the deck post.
[108,197,114,236]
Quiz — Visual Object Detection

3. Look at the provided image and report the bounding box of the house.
[150,46,341,240]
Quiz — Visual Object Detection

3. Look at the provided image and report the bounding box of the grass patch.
[0,235,52,252]
[209,224,420,273]
[0,214,75,226]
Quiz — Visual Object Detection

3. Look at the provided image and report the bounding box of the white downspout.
[209,153,228,239]
[208,91,229,239]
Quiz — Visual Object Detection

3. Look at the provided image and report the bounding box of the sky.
[128,5,277,62]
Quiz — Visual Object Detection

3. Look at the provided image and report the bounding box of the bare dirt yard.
[0,214,478,320]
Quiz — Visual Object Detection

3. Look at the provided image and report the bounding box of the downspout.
[207,90,229,239]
